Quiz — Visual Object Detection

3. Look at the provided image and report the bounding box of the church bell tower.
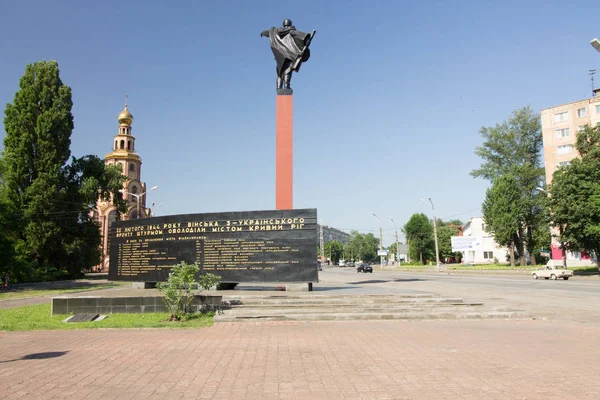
[93,96,152,271]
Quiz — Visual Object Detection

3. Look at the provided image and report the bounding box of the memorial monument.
[109,209,318,284]
[261,19,316,209]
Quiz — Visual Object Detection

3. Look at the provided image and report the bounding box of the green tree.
[549,125,600,271]
[436,219,462,262]
[482,175,523,266]
[472,106,546,265]
[2,61,125,282]
[403,213,434,264]
[344,231,379,263]
[324,240,344,263]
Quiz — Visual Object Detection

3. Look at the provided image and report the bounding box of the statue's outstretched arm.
[260,29,270,38]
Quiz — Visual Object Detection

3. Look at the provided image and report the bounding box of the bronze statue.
[261,19,315,93]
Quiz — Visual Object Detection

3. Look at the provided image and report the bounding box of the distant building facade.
[93,100,152,271]
[319,225,350,244]
[460,217,508,264]
[540,91,599,266]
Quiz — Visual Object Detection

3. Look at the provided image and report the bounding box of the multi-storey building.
[93,99,152,271]
[541,89,600,184]
[540,90,600,266]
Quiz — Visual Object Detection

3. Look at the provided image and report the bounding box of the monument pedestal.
[276,91,293,210]
[286,282,313,292]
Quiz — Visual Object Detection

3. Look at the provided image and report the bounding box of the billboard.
[109,208,318,283]
[451,236,482,252]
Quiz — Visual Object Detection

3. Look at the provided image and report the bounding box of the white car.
[532,265,573,280]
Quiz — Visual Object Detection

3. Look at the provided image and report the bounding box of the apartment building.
[540,89,600,185]
[540,90,600,266]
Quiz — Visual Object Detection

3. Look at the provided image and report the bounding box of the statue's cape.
[268,27,311,75]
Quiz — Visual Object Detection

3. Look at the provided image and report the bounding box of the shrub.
[156,262,220,321]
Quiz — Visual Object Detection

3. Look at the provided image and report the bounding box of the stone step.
[215,309,530,322]
[218,305,485,316]
[223,297,466,306]
[222,302,482,310]
[223,292,440,300]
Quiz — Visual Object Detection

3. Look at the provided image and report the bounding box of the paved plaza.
[1,319,599,399]
[1,270,600,399]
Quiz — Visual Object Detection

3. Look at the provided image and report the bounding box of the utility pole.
[319,219,325,262]
[372,214,383,269]
[422,197,441,271]
[391,218,399,266]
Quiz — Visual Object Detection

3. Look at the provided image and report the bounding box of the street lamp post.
[391,218,399,266]
[151,202,164,217]
[421,197,440,271]
[120,186,158,218]
[372,213,383,269]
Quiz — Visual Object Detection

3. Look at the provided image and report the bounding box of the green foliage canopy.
[403,213,434,264]
[1,61,126,282]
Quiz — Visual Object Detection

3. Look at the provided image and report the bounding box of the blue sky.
[1,0,600,245]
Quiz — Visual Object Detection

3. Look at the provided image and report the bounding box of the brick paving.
[1,319,599,399]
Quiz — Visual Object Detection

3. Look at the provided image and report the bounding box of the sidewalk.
[1,319,598,399]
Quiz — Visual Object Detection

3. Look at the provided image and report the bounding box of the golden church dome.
[117,105,133,125]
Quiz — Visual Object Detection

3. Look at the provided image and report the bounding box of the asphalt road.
[317,267,600,324]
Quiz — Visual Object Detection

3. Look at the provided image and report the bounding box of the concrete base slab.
[131,282,156,289]
[285,283,312,292]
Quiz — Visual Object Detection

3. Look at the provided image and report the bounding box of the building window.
[557,144,573,154]
[483,251,494,259]
[114,140,118,150]
[554,111,568,122]
[578,125,585,132]
[481,223,485,231]
[577,108,586,118]
[558,161,571,167]
[596,105,600,114]
[120,140,124,149]
[127,141,131,150]
[129,163,135,172]
[555,128,570,138]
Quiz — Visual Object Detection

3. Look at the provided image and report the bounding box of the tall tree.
[549,125,600,271]
[403,213,434,264]
[436,219,462,262]
[2,61,125,282]
[482,175,524,266]
[344,231,379,263]
[324,240,344,264]
[472,106,546,265]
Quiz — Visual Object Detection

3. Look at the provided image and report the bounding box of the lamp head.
[591,38,600,53]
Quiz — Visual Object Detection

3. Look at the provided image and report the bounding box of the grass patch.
[0,283,126,300]
[0,303,214,331]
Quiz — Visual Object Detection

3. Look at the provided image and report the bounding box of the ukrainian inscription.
[109,209,317,283]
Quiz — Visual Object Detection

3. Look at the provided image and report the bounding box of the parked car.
[347,261,355,268]
[357,263,373,273]
[532,265,573,280]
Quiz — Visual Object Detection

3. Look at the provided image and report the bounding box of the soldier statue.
[261,19,315,92]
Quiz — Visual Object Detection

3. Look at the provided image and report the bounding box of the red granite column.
[276,93,293,210]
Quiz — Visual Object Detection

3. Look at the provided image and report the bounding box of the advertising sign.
[451,236,482,252]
